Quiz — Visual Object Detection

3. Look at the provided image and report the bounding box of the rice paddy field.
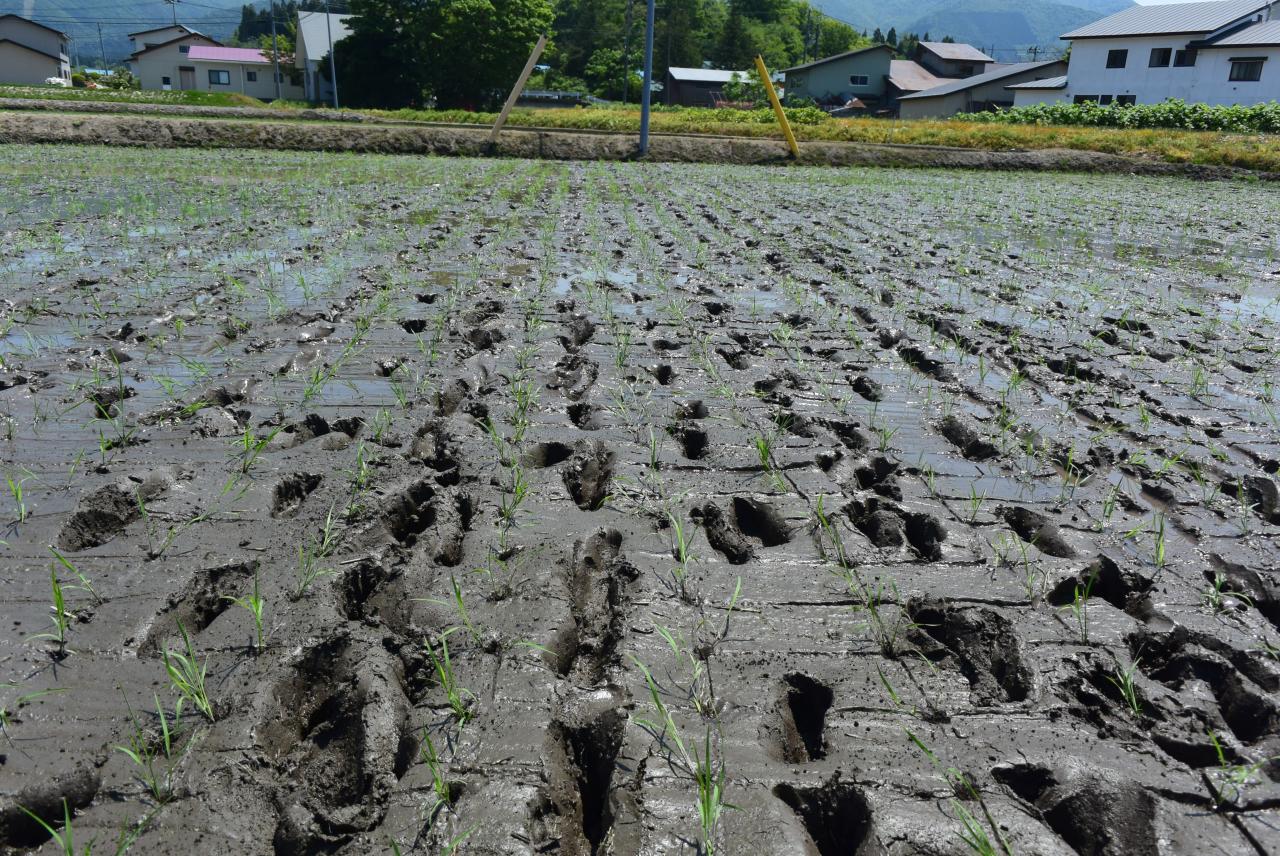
[0,144,1278,855]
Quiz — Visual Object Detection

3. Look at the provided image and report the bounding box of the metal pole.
[638,0,655,155]
[325,0,339,109]
[97,23,106,67]
[270,0,281,100]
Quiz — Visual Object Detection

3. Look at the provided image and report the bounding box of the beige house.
[184,45,304,100]
[0,14,70,84]
[898,59,1069,118]
[128,31,222,92]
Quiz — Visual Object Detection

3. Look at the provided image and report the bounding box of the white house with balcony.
[1010,0,1280,107]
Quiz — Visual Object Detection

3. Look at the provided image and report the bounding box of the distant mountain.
[0,0,247,64]
[819,0,1133,53]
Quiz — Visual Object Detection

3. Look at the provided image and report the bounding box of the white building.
[296,11,351,104]
[1012,0,1280,107]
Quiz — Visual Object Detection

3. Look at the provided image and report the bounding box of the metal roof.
[666,67,746,83]
[1006,75,1069,89]
[888,59,952,92]
[899,60,1067,100]
[187,45,271,64]
[1200,18,1280,44]
[297,11,352,60]
[918,41,995,62]
[1062,0,1269,39]
[782,44,893,74]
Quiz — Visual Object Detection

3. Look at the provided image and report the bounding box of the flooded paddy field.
[0,145,1278,855]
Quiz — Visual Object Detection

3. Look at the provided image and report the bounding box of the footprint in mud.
[263,631,414,855]
[523,441,575,469]
[696,497,791,564]
[907,599,1034,704]
[549,353,599,401]
[0,763,100,850]
[550,529,638,684]
[716,347,751,370]
[409,418,461,480]
[845,498,946,561]
[766,673,834,764]
[137,560,258,655]
[897,344,955,381]
[773,776,882,856]
[563,441,615,510]
[380,479,472,565]
[55,482,142,552]
[674,400,709,420]
[567,401,603,431]
[647,363,676,385]
[1046,554,1153,615]
[994,761,1158,856]
[937,414,998,462]
[667,422,709,460]
[531,686,628,856]
[1001,506,1076,559]
[558,317,595,353]
[850,375,883,402]
[270,472,322,518]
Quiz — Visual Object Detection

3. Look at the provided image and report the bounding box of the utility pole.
[97,23,106,67]
[166,0,179,26]
[325,0,339,109]
[638,0,655,155]
[1029,45,1039,62]
[270,0,281,100]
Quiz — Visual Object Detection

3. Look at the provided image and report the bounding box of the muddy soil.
[0,144,1278,855]
[1,109,1274,179]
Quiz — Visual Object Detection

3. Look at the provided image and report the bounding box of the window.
[1106,49,1128,69]
[161,76,171,86]
[208,69,230,85]
[1099,94,1114,105]
[178,44,189,54]
[849,74,869,86]
[1173,48,1197,67]
[1073,94,1100,104]
[1117,95,1137,106]
[1148,48,1171,67]
[246,70,258,82]
[1229,59,1265,82]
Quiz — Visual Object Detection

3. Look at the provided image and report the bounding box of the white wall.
[189,60,305,100]
[1059,36,1280,105]
[131,37,220,90]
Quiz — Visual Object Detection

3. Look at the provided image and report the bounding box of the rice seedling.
[667,511,698,602]
[163,621,215,723]
[17,799,89,856]
[49,546,103,607]
[905,729,1013,856]
[1105,659,1143,716]
[1059,566,1097,645]
[632,657,733,855]
[115,692,185,803]
[224,568,266,653]
[425,630,474,725]
[1204,730,1276,809]
[418,730,454,824]
[4,469,29,522]
[29,567,71,658]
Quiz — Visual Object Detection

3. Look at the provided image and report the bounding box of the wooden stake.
[489,33,549,144]
[754,54,799,160]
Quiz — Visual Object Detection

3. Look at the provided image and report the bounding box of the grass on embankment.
[348,105,1280,173]
[0,84,264,108]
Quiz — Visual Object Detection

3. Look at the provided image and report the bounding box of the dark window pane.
[1106,49,1128,69]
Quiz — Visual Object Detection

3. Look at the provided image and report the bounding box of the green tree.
[717,1,756,68]
[335,0,553,109]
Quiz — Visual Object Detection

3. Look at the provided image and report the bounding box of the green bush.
[70,73,87,88]
[958,98,1280,133]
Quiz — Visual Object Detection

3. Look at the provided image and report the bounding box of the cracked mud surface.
[1,145,1278,854]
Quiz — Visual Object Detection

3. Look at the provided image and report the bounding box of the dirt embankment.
[0,108,1273,179]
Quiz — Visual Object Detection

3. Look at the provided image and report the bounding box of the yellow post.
[754,54,799,160]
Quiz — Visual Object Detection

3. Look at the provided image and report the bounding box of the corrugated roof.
[187,45,270,64]
[899,60,1067,100]
[888,59,952,92]
[298,11,352,60]
[1006,75,1069,89]
[666,67,746,83]
[1200,18,1280,44]
[919,41,995,62]
[782,44,892,74]
[1063,0,1268,39]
